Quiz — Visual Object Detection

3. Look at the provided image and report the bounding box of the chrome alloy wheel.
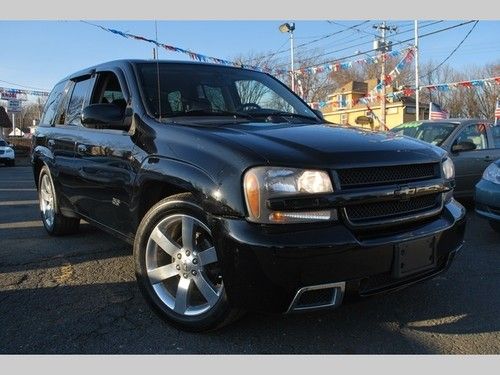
[39,173,55,229]
[145,214,223,316]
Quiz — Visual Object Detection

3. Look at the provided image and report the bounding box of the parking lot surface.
[0,165,499,354]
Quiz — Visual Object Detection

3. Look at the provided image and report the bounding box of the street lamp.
[279,22,295,92]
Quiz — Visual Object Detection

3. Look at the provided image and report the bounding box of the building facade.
[319,80,429,130]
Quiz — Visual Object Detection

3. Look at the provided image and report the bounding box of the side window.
[454,124,488,150]
[490,125,500,148]
[66,78,93,125]
[40,81,66,125]
[90,72,126,113]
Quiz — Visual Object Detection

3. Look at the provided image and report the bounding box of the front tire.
[134,193,241,332]
[489,220,500,233]
[38,165,80,236]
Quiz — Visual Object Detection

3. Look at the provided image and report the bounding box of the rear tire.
[489,220,500,233]
[38,165,80,236]
[134,193,243,332]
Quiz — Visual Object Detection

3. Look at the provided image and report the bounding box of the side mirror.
[81,103,128,130]
[451,140,476,153]
[312,109,325,121]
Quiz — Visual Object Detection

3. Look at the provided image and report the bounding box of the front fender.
[132,156,244,219]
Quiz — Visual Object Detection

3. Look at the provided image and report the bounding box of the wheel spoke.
[193,274,219,305]
[174,277,191,314]
[198,246,217,266]
[40,189,50,202]
[147,263,178,284]
[150,227,179,256]
[181,216,195,250]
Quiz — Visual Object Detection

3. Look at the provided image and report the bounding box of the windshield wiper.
[167,109,255,120]
[254,111,320,123]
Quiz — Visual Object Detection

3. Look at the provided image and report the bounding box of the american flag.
[495,97,500,125]
[429,102,449,120]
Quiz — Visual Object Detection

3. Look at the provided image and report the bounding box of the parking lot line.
[0,200,38,206]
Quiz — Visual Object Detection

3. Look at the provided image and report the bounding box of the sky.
[0,20,499,93]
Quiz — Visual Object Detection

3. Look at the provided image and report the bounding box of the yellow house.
[321,80,429,130]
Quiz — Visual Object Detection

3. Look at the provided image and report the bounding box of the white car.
[0,138,15,166]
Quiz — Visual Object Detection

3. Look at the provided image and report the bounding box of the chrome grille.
[336,163,439,189]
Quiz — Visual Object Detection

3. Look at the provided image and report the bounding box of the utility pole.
[373,21,397,129]
[414,20,420,121]
[279,22,296,92]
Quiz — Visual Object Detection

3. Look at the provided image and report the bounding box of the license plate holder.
[393,236,437,278]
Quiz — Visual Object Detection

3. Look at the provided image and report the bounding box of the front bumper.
[475,179,500,222]
[211,199,466,313]
[0,154,15,162]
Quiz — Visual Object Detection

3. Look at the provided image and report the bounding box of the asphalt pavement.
[0,164,499,354]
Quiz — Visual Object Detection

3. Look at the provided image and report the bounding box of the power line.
[258,20,371,60]
[421,21,479,78]
[0,79,48,91]
[327,20,379,37]
[274,20,444,69]
[285,20,476,71]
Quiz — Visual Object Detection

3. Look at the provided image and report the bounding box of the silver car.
[392,119,500,198]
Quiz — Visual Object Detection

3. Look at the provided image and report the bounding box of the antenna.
[155,20,162,121]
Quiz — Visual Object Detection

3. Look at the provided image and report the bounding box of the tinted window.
[491,125,500,148]
[41,81,66,125]
[90,72,126,112]
[136,63,317,123]
[66,78,92,125]
[0,140,7,147]
[455,124,488,150]
[392,122,456,146]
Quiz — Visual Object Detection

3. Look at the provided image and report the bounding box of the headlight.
[243,167,335,224]
[482,162,500,185]
[6,148,14,153]
[442,157,455,180]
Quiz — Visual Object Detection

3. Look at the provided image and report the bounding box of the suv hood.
[207,123,446,168]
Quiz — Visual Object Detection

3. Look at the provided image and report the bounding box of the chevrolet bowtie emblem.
[394,185,416,201]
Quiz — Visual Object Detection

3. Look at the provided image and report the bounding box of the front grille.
[336,163,439,189]
[345,194,441,224]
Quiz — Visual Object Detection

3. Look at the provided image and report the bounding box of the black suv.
[32,60,466,331]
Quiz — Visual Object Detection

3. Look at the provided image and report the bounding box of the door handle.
[483,156,493,162]
[77,144,88,155]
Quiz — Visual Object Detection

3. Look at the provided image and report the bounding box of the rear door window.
[66,78,93,126]
[41,81,67,125]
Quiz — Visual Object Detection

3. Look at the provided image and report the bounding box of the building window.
[406,106,416,114]
[339,94,347,108]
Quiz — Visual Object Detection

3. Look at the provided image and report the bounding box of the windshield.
[392,121,456,146]
[0,140,7,147]
[135,62,318,123]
